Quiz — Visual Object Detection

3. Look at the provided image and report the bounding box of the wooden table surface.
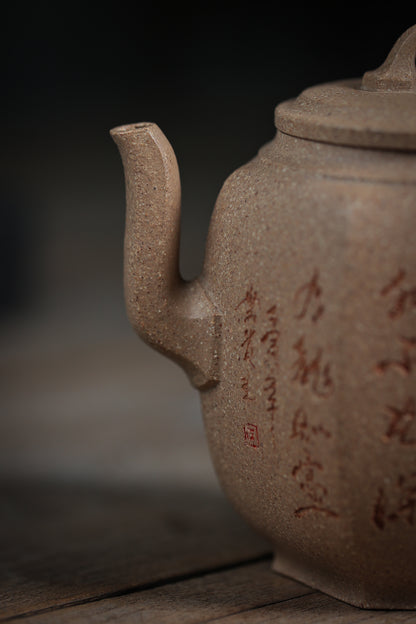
[1,479,414,624]
[1,307,413,622]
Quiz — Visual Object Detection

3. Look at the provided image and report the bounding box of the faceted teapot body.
[112,25,416,609]
[199,131,416,608]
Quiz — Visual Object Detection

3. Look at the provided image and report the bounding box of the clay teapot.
[111,26,416,609]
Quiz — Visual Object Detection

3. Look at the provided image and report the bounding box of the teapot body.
[112,24,416,610]
[199,131,416,609]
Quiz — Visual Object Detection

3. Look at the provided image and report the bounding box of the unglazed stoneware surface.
[111,26,416,609]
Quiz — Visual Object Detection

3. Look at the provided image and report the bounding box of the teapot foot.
[272,551,416,610]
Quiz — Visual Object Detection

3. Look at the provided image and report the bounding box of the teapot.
[111,26,416,609]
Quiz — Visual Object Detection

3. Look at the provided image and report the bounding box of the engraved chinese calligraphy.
[372,269,416,530]
[380,268,416,320]
[291,406,331,443]
[294,268,325,322]
[290,407,337,518]
[373,473,416,529]
[261,305,280,447]
[236,286,259,371]
[376,271,416,376]
[241,376,255,401]
[383,397,416,446]
[291,337,334,398]
[375,336,416,377]
[236,287,280,448]
[260,305,280,362]
[290,270,337,518]
[291,270,334,398]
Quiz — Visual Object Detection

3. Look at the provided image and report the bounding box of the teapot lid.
[275,25,416,150]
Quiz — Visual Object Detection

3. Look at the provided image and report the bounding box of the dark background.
[3,6,414,311]
[1,5,415,483]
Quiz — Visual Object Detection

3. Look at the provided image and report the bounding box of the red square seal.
[244,423,259,448]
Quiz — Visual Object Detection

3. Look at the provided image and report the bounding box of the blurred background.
[1,4,414,486]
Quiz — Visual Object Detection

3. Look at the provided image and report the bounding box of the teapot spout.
[110,122,220,389]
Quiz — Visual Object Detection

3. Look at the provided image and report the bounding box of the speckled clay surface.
[111,26,416,609]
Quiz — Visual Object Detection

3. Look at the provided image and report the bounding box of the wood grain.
[206,591,414,623]
[7,561,313,623]
[7,559,412,623]
[0,480,270,620]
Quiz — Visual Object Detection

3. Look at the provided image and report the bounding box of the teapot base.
[272,551,416,610]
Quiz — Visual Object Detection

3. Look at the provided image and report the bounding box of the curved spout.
[110,122,220,389]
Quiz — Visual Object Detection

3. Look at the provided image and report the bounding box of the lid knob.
[362,25,416,92]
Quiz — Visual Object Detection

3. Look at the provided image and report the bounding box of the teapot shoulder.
[211,140,282,219]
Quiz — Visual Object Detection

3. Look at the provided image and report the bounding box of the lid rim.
[275,78,416,151]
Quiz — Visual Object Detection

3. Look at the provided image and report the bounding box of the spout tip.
[110,121,157,138]
[110,122,172,159]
